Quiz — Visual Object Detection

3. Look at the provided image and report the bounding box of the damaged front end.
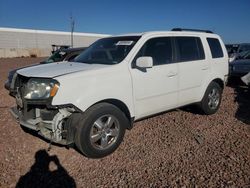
[9,74,79,146]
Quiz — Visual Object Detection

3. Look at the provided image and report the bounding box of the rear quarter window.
[207,38,224,58]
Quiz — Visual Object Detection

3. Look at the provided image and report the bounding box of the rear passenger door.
[131,37,179,118]
[175,36,208,105]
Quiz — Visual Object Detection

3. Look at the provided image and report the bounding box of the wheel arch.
[91,98,134,129]
[199,77,224,103]
[199,78,224,115]
[211,78,224,89]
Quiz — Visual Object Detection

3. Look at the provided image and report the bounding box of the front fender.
[51,65,135,117]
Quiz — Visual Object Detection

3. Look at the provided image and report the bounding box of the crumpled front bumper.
[10,106,40,131]
[9,106,73,145]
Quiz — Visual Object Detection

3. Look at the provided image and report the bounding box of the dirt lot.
[0,58,249,188]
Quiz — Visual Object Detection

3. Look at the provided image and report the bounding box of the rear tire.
[74,103,128,158]
[199,82,222,115]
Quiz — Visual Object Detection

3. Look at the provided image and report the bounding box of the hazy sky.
[0,0,249,43]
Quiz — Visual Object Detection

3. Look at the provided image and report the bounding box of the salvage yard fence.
[0,27,109,58]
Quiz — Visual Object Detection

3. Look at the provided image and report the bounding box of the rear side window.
[207,38,224,58]
[175,37,205,62]
[136,37,173,66]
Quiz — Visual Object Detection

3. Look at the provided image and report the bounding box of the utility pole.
[70,13,75,47]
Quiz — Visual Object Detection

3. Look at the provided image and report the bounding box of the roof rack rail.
[172,28,213,34]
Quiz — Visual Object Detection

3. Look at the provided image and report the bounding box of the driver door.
[130,37,179,119]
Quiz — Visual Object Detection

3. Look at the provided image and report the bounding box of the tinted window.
[176,37,205,62]
[207,38,224,58]
[136,37,173,66]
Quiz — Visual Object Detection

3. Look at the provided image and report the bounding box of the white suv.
[9,28,228,158]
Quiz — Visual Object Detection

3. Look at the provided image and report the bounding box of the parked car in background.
[51,44,70,54]
[9,28,228,158]
[226,44,238,56]
[229,43,250,62]
[229,50,250,77]
[42,47,87,64]
[242,72,250,85]
[238,43,250,53]
[4,47,87,92]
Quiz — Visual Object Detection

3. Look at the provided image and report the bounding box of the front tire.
[199,82,222,115]
[74,103,128,158]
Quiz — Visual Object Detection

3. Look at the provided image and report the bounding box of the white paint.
[17,31,229,120]
[17,62,109,78]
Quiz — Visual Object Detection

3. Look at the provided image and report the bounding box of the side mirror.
[136,56,153,68]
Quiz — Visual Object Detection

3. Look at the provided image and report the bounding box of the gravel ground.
[0,57,249,188]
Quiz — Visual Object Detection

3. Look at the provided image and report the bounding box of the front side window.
[175,37,205,62]
[135,37,173,66]
[207,38,224,58]
[75,36,141,65]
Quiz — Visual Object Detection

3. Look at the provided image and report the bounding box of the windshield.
[75,36,141,64]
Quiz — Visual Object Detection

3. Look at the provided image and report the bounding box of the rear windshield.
[75,36,141,65]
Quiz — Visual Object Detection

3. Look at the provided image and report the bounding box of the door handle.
[167,72,178,77]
